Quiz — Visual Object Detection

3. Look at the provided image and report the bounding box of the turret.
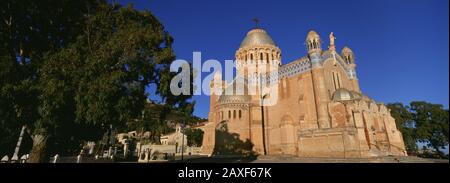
[341,46,355,65]
[306,30,322,54]
[305,30,330,128]
[341,46,360,92]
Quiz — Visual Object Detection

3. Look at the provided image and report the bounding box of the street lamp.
[261,94,268,156]
[180,121,186,161]
[259,74,268,155]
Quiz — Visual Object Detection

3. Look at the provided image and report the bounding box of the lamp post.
[180,121,186,161]
[259,74,268,155]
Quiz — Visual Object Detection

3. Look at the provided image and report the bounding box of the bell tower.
[306,30,330,129]
[342,46,360,92]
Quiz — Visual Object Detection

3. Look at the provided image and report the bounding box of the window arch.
[239,110,242,118]
[233,110,236,119]
[228,110,231,119]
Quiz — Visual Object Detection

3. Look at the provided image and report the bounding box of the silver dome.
[240,29,276,48]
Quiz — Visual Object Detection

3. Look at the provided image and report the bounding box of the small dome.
[240,28,276,48]
[306,30,320,40]
[342,46,353,54]
[332,88,361,101]
[341,46,355,64]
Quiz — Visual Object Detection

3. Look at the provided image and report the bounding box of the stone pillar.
[310,52,330,129]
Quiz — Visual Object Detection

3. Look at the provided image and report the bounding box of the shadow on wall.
[213,123,257,159]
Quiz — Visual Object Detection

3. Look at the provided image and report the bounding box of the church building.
[200,27,407,158]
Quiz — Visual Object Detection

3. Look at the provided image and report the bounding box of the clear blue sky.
[117,0,449,119]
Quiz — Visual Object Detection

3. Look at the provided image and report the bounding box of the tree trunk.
[28,134,48,163]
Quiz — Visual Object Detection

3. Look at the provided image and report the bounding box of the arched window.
[239,110,242,118]
[228,110,231,119]
[233,110,236,119]
[250,54,253,61]
[332,72,342,90]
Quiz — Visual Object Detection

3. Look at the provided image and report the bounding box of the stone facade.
[160,124,187,147]
[201,28,407,158]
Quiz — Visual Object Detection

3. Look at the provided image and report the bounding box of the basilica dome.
[240,28,276,48]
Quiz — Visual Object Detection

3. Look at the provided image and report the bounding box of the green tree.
[0,0,191,162]
[388,102,449,157]
[32,3,181,162]
[185,128,204,147]
[0,0,100,159]
[410,101,449,156]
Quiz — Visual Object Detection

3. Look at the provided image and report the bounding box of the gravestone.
[20,155,27,163]
[53,154,59,163]
[11,154,19,163]
[76,154,82,163]
[1,155,9,163]
[87,142,95,155]
[108,147,113,157]
[123,143,129,157]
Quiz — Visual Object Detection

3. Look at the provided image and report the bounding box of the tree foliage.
[0,0,101,157]
[410,102,449,156]
[387,101,449,157]
[185,128,204,147]
[1,1,194,161]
